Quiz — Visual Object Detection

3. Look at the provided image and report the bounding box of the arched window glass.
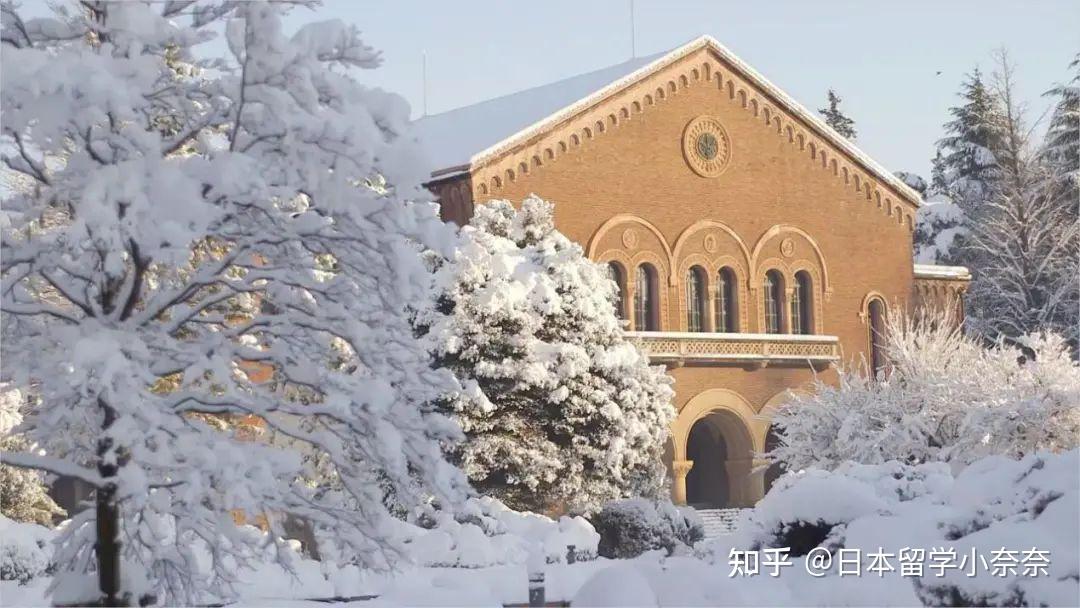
[634,264,659,331]
[607,262,626,320]
[868,299,887,377]
[685,266,707,332]
[715,267,737,332]
[763,270,784,334]
[791,271,813,335]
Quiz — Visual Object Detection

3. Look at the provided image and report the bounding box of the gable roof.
[413,51,663,173]
[414,35,921,206]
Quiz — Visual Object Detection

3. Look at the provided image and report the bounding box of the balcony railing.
[624,331,840,368]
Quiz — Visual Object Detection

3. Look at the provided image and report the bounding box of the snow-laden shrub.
[404,496,599,567]
[591,498,704,559]
[740,461,952,556]
[705,450,1078,607]
[0,516,54,584]
[770,309,1080,473]
[418,196,675,514]
[913,451,1080,607]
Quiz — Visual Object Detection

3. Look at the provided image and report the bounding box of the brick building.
[417,36,969,508]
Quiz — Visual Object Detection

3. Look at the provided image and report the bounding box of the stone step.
[694,507,745,539]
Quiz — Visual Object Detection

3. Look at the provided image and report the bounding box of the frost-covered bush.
[740,461,952,556]
[770,309,1080,472]
[591,498,704,559]
[910,451,1079,606]
[404,497,599,567]
[419,197,675,513]
[709,450,1078,608]
[0,516,54,584]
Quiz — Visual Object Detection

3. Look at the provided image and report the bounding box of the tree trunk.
[95,481,124,606]
[94,397,128,606]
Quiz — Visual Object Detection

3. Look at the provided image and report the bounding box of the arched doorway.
[683,409,754,508]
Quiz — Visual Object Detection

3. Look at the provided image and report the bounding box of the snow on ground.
[3,450,1077,606]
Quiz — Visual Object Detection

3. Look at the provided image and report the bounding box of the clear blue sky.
[301,0,1078,180]
[18,1,1078,180]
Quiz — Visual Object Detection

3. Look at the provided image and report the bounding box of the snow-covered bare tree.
[417,196,675,514]
[0,386,64,526]
[0,1,467,604]
[767,309,1080,472]
[818,89,857,140]
[965,51,1080,351]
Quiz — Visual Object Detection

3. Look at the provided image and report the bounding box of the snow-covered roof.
[413,51,664,174]
[413,35,921,206]
[913,264,972,280]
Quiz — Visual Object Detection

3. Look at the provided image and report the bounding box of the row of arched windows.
[762,269,814,335]
[608,262,817,335]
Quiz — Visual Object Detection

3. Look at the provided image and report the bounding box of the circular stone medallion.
[682,116,732,178]
[780,238,796,258]
[703,233,718,253]
[622,228,639,249]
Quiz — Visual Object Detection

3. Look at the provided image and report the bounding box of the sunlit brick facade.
[421,37,969,508]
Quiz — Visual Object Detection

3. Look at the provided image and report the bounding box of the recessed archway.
[671,389,766,507]
[684,409,754,507]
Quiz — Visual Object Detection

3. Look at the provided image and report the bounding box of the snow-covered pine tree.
[899,168,966,264]
[934,67,1007,214]
[965,51,1080,352]
[1042,53,1079,218]
[0,2,467,604]
[418,196,675,515]
[818,89,857,140]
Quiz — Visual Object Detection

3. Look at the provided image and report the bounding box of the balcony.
[624,331,840,369]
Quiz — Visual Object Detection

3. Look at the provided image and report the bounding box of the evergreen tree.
[1042,53,1079,217]
[930,149,950,196]
[899,170,967,264]
[818,89,857,140]
[419,197,676,514]
[965,51,1080,352]
[934,68,1007,214]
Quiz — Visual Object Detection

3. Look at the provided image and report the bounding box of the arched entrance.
[684,409,755,508]
[670,389,769,507]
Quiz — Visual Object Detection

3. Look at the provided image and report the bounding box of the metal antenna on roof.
[629,0,636,58]
[421,51,428,116]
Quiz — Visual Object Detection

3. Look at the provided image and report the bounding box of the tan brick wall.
[428,47,922,504]
[465,49,914,413]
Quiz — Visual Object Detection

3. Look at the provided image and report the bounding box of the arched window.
[607,262,626,320]
[868,298,887,377]
[763,270,784,334]
[790,271,813,335]
[715,267,737,332]
[685,266,707,332]
[634,264,659,331]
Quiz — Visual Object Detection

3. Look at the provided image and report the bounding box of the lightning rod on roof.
[630,0,636,58]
